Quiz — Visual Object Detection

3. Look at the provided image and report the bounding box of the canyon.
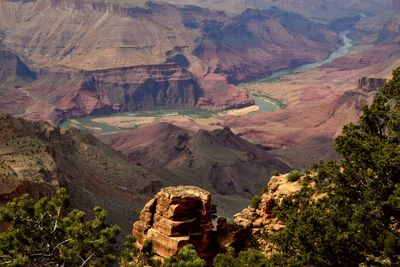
[0,0,399,251]
[0,0,344,124]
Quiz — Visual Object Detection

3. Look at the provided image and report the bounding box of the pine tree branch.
[80,252,95,266]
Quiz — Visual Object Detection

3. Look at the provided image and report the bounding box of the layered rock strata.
[133,186,214,258]
[357,77,387,92]
[0,51,203,123]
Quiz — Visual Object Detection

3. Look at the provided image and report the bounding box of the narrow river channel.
[242,30,355,112]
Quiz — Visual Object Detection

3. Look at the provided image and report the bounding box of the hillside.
[0,112,161,231]
[98,122,290,217]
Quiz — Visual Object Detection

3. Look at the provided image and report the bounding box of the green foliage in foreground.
[214,248,269,267]
[164,244,206,267]
[0,188,121,266]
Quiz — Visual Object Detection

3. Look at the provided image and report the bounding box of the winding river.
[243,30,355,111]
[64,31,356,133]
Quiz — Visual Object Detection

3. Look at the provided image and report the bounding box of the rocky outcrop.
[133,186,214,258]
[234,174,302,254]
[357,77,387,92]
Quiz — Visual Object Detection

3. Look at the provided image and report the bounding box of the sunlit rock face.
[133,186,214,258]
[234,174,302,254]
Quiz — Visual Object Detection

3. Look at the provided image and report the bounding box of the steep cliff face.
[0,113,162,231]
[0,55,203,123]
[234,174,302,254]
[90,64,202,111]
[132,185,252,261]
[357,77,387,92]
[133,186,214,258]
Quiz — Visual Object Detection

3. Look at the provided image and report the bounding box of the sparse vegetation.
[165,244,206,267]
[286,170,303,182]
[250,193,262,209]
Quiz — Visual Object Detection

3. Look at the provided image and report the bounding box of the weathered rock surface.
[234,174,302,254]
[357,77,387,92]
[133,186,214,258]
[193,8,339,83]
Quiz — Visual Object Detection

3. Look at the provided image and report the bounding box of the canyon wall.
[357,77,387,92]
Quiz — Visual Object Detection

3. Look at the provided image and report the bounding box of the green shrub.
[271,170,280,176]
[250,193,262,209]
[165,244,206,267]
[287,170,303,182]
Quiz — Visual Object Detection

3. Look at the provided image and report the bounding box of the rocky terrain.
[193,8,339,83]
[133,185,251,261]
[234,174,302,254]
[131,175,302,261]
[0,112,162,231]
[98,122,290,217]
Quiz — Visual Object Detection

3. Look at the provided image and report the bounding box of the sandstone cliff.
[132,185,252,261]
[133,186,214,259]
[234,174,302,254]
[131,175,304,261]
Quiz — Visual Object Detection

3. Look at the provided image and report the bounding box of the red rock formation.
[133,186,214,258]
[0,59,204,123]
